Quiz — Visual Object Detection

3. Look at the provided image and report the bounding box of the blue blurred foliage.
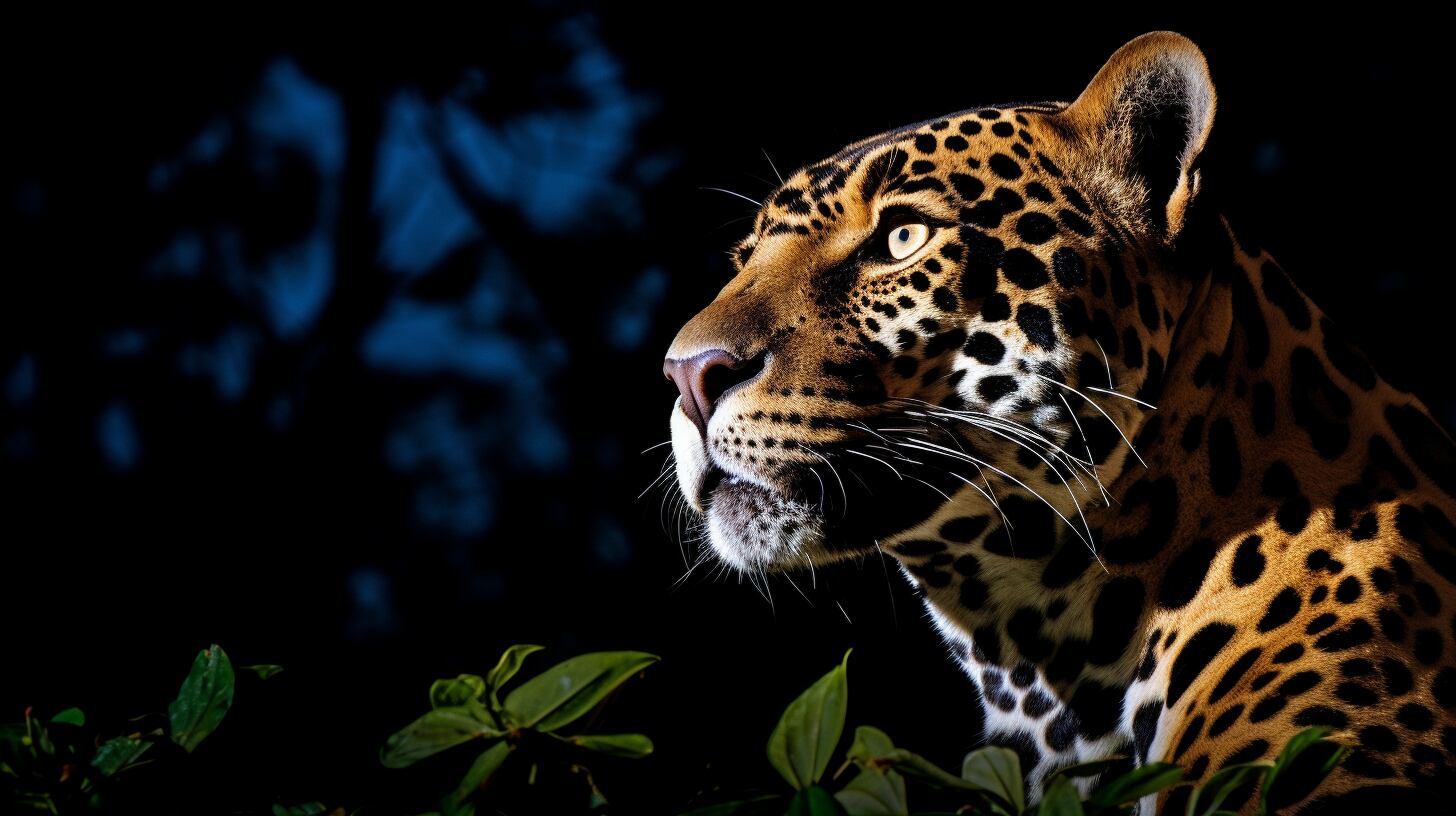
[96,400,140,472]
[440,18,651,234]
[178,326,258,402]
[608,266,669,352]
[373,92,482,274]
[131,14,655,557]
[5,354,35,405]
[4,10,672,647]
[151,59,343,339]
[347,566,401,641]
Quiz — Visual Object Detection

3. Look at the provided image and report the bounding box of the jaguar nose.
[663,349,765,437]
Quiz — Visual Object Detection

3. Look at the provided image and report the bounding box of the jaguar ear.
[1058,32,1215,240]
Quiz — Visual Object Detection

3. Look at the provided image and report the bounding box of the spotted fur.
[664,32,1456,812]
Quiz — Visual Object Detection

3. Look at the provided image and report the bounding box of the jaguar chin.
[660,30,1456,813]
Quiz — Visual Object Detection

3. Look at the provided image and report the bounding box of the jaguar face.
[664,35,1213,574]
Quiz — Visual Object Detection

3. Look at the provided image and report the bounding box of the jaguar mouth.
[698,464,726,508]
[668,398,962,572]
[668,398,830,570]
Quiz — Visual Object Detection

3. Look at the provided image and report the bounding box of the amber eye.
[887,223,930,260]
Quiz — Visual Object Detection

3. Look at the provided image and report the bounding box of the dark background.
[4,7,1448,813]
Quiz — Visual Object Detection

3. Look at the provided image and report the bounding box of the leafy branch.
[380,644,659,815]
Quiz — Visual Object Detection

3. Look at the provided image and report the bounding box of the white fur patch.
[670,397,711,512]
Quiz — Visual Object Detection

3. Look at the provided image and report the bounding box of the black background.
[4,7,1449,813]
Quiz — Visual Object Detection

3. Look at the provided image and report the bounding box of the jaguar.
[663,32,1456,812]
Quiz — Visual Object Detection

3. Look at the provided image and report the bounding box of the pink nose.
[663,349,757,437]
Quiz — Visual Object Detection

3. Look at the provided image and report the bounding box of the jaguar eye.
[887,222,930,260]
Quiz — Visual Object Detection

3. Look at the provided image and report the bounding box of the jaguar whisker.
[1034,373,1147,469]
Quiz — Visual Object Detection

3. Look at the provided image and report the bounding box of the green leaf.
[270,804,328,816]
[380,707,503,768]
[677,795,784,816]
[244,664,285,680]
[444,741,512,814]
[431,675,488,709]
[883,751,976,792]
[1,722,27,758]
[1044,756,1127,785]
[961,747,1025,813]
[1260,727,1348,814]
[837,726,909,816]
[49,708,85,727]
[1089,761,1183,808]
[1270,726,1329,770]
[485,644,545,706]
[503,650,657,732]
[22,707,55,755]
[1039,776,1085,816]
[786,785,848,816]
[1186,762,1271,816]
[565,733,654,758]
[168,645,235,752]
[91,736,152,776]
[833,767,907,815]
[767,652,850,789]
[838,722,984,798]
[846,726,896,765]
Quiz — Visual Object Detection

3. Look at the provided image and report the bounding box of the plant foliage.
[3,644,1347,815]
[380,645,658,815]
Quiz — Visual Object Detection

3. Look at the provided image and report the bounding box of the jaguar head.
[664,33,1215,574]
